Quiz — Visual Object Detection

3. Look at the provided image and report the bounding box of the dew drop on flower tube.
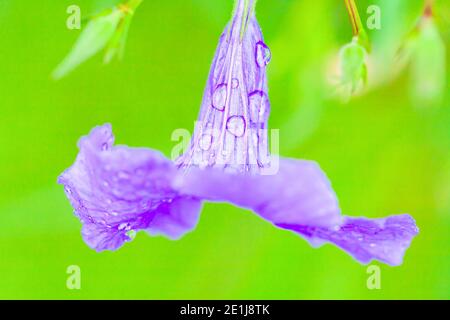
[176,0,272,173]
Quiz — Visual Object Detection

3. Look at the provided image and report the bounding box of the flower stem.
[423,0,434,17]
[344,0,370,51]
[232,0,257,39]
[345,0,363,36]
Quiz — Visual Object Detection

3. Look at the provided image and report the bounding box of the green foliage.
[103,13,133,64]
[53,0,143,79]
[53,8,124,79]
[409,17,447,108]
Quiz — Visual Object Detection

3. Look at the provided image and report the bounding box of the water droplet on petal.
[199,134,213,151]
[248,91,270,123]
[212,83,227,111]
[64,186,72,194]
[231,78,239,89]
[226,115,246,137]
[118,222,131,231]
[255,41,271,68]
[102,143,109,151]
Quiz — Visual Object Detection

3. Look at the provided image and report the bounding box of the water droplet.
[199,134,213,151]
[118,223,131,231]
[226,116,246,137]
[231,78,239,89]
[102,143,109,151]
[212,83,227,111]
[369,243,376,248]
[64,186,72,194]
[248,91,269,123]
[255,41,271,68]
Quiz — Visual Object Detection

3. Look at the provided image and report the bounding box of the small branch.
[344,0,371,52]
[344,0,364,36]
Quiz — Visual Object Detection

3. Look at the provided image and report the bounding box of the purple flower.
[58,0,418,266]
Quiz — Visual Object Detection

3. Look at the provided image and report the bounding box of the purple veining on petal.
[174,158,343,228]
[58,124,202,251]
[199,134,213,151]
[173,159,418,265]
[277,214,419,266]
[59,124,419,265]
[176,0,270,173]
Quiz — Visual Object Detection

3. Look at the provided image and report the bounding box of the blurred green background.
[0,0,449,299]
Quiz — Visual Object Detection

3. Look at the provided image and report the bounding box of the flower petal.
[174,158,342,228]
[58,124,201,251]
[145,197,202,240]
[277,214,419,266]
[174,160,419,266]
[177,7,272,174]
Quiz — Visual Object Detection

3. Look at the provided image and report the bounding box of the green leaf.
[52,8,124,80]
